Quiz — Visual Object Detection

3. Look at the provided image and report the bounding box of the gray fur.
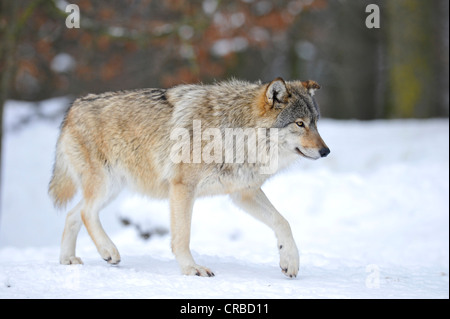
[273,87,320,128]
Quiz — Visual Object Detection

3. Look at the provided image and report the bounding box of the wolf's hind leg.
[80,174,121,264]
[81,200,121,264]
[60,201,83,265]
[230,188,299,278]
[170,181,214,277]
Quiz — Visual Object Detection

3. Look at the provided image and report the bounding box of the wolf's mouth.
[295,147,315,159]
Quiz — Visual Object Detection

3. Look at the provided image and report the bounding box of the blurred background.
[1,0,448,118]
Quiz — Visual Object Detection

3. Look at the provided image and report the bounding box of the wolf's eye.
[296,121,305,128]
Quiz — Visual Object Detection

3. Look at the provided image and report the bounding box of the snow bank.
[0,98,448,298]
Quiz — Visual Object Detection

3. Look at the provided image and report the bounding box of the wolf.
[48,77,330,278]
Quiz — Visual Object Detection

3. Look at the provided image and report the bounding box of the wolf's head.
[264,77,330,160]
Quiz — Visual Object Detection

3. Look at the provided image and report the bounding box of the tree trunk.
[0,1,20,213]
[386,0,436,118]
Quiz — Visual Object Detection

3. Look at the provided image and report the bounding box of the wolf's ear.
[265,77,289,108]
[301,80,320,96]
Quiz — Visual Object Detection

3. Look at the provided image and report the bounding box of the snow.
[50,53,76,73]
[0,98,448,299]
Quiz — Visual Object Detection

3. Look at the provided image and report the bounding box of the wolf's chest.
[197,164,269,196]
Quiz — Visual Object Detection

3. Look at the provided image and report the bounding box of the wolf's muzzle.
[319,147,330,158]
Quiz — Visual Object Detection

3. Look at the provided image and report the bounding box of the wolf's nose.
[319,147,330,158]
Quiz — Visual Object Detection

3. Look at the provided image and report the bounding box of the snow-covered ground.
[0,98,448,299]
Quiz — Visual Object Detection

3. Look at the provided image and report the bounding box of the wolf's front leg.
[231,188,299,278]
[169,181,214,277]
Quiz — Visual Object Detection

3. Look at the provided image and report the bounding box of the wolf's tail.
[48,141,77,209]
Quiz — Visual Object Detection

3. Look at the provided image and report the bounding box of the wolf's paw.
[279,242,299,278]
[181,264,215,277]
[99,246,121,265]
[60,256,84,265]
